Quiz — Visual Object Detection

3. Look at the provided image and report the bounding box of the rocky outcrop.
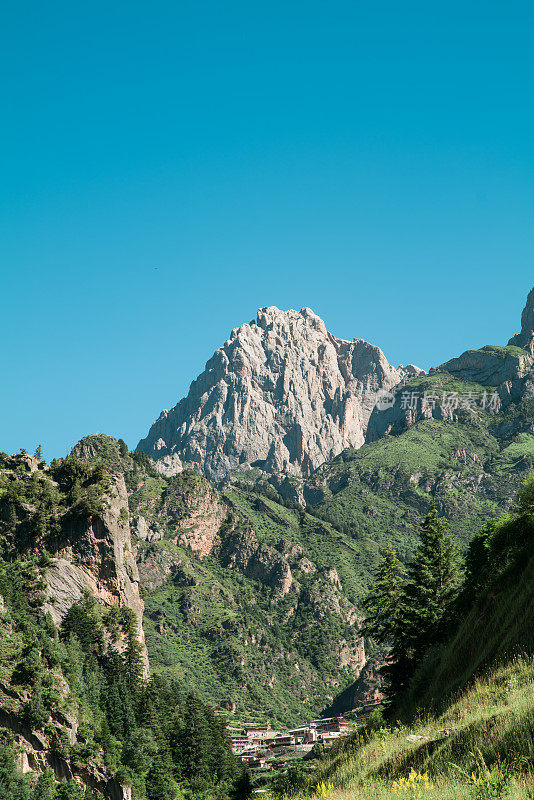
[130,469,228,557]
[1,707,132,800]
[218,525,293,598]
[169,487,227,557]
[0,451,150,680]
[137,546,186,592]
[42,474,150,678]
[366,345,534,443]
[435,345,533,388]
[132,515,163,542]
[323,660,385,716]
[366,289,534,444]
[134,480,294,596]
[508,287,534,355]
[0,452,151,797]
[137,306,414,481]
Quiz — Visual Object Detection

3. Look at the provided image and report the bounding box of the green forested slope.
[278,482,534,800]
[0,453,241,799]
[69,436,369,726]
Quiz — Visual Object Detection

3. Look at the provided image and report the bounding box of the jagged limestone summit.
[137,306,422,481]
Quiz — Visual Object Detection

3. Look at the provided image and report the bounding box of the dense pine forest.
[0,554,247,800]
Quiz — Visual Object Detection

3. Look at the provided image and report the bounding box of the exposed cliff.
[508,286,534,355]
[0,450,150,797]
[137,306,420,482]
[65,436,370,725]
[0,451,149,677]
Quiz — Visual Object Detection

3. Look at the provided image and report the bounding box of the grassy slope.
[308,657,533,800]
[307,398,534,564]
[296,500,534,800]
[223,487,377,605]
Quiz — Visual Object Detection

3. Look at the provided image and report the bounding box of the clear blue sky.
[1,1,533,461]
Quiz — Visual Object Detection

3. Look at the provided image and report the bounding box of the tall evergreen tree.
[361,545,405,645]
[32,769,56,800]
[386,509,460,695]
[230,767,254,800]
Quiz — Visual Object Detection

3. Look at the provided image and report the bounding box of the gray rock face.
[138,306,411,481]
[436,346,533,387]
[508,287,534,355]
[218,524,293,598]
[132,515,163,543]
[43,475,150,678]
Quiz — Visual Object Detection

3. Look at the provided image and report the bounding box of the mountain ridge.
[137,305,422,482]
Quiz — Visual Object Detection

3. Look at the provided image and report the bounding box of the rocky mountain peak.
[137,307,415,481]
[508,287,534,354]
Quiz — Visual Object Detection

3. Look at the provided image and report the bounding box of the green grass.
[299,657,534,800]
[493,434,534,472]
[303,409,534,571]
[328,419,499,476]
[478,344,529,359]
[306,419,504,570]
[402,373,489,394]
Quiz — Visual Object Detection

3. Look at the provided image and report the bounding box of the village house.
[309,716,349,734]
[231,715,352,757]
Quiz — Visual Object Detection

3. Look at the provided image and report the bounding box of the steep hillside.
[0,450,241,800]
[508,285,534,354]
[137,306,419,481]
[0,450,148,674]
[0,451,146,798]
[70,435,373,726]
[298,330,534,560]
[403,495,534,714]
[278,486,534,800]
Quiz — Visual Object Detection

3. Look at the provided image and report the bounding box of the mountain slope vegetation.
[0,452,243,799]
[276,480,534,800]
[66,436,371,726]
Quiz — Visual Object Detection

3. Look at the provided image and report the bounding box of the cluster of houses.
[230,700,384,769]
[231,716,350,766]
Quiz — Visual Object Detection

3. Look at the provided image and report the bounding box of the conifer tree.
[32,769,56,800]
[0,735,31,800]
[386,508,460,695]
[361,545,405,645]
[54,778,86,799]
[231,767,254,800]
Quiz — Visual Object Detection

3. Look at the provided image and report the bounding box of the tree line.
[362,474,534,706]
